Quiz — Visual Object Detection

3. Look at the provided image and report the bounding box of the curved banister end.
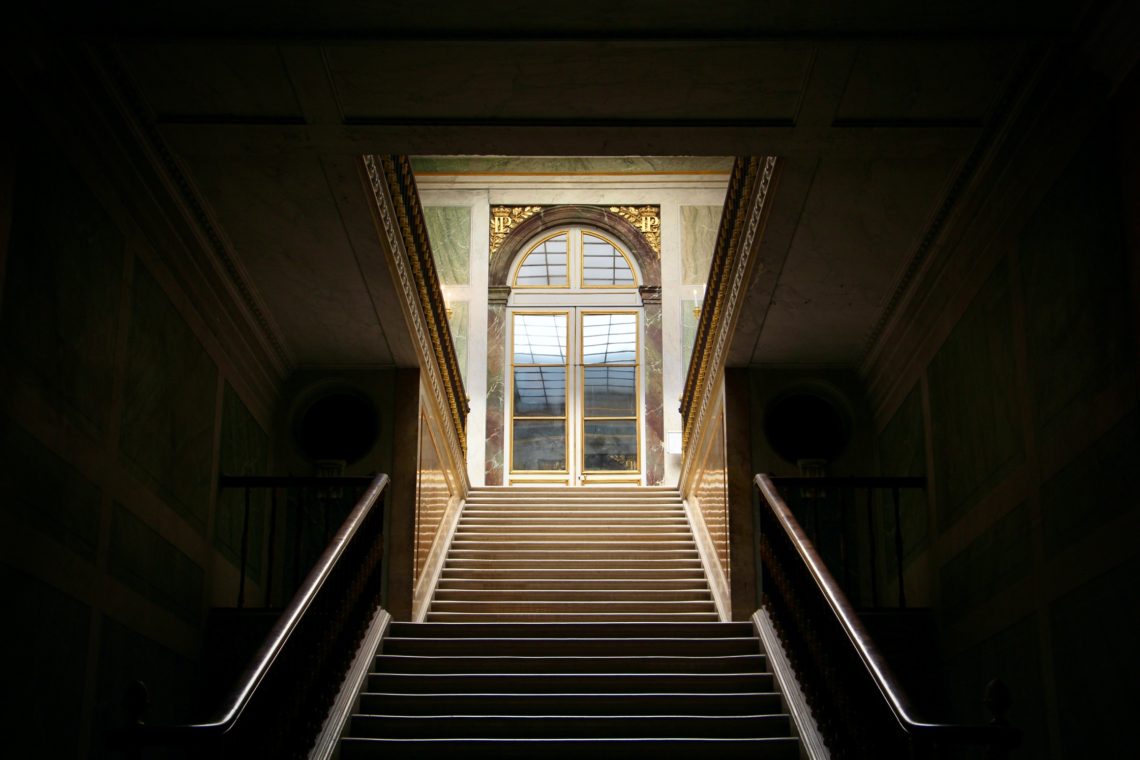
[124,679,150,724]
[755,473,1023,753]
[984,677,1012,725]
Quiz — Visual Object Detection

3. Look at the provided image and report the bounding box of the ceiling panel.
[751,151,961,365]
[325,42,814,122]
[178,152,393,365]
[836,42,1023,122]
[118,43,303,120]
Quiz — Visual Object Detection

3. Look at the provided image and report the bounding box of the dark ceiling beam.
[157,121,981,159]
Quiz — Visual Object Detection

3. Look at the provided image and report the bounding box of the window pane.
[583,420,638,471]
[582,313,637,364]
[513,366,566,416]
[515,233,568,286]
[513,313,567,364]
[513,420,566,471]
[582,233,635,286]
[583,366,636,417]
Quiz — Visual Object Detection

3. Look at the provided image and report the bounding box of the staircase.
[338,486,801,758]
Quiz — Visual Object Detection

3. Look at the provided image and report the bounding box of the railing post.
[237,486,251,608]
[293,487,305,593]
[893,486,906,608]
[866,486,878,607]
[265,487,278,607]
[983,678,1014,760]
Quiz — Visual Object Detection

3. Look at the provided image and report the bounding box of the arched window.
[507,226,643,485]
[512,228,638,290]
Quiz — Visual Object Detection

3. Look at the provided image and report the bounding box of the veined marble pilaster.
[484,285,510,484]
[641,286,664,485]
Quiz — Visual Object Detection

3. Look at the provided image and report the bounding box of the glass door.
[579,311,640,483]
[508,309,641,485]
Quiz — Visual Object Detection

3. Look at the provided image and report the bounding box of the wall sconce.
[692,284,706,319]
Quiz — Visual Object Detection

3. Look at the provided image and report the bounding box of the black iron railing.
[112,473,389,759]
[217,475,376,609]
[767,475,926,609]
[755,474,1019,759]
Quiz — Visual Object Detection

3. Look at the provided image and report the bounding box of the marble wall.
[869,126,1139,758]
[694,405,731,584]
[0,130,272,754]
[414,411,452,582]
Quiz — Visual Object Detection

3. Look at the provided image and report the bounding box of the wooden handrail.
[755,473,1019,753]
[114,473,390,753]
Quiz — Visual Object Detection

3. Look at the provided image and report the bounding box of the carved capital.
[638,285,663,305]
[488,285,512,306]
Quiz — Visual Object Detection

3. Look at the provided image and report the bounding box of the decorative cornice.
[362,155,468,466]
[489,206,543,258]
[608,206,661,256]
[489,204,661,261]
[680,156,778,454]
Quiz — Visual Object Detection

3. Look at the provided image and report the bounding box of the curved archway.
[483,205,664,486]
[490,205,659,288]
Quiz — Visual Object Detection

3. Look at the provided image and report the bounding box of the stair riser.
[347,714,792,739]
[440,569,707,580]
[445,559,704,569]
[382,638,761,657]
[372,654,767,674]
[340,738,798,760]
[436,579,709,591]
[455,530,694,538]
[433,590,712,602]
[425,613,722,623]
[447,550,700,560]
[365,672,774,693]
[388,622,754,637]
[430,601,717,613]
[357,691,785,715]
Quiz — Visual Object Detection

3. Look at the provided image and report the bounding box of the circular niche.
[763,390,851,465]
[294,390,380,464]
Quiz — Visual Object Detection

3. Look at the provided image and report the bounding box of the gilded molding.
[489,206,544,258]
[680,156,778,453]
[608,206,661,256]
[489,204,661,260]
[362,155,468,467]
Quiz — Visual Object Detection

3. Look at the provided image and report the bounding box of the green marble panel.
[0,563,91,759]
[411,156,734,174]
[215,384,270,578]
[681,206,721,285]
[0,414,100,561]
[944,615,1048,759]
[1020,138,1135,441]
[424,206,470,285]
[2,150,124,431]
[939,502,1031,623]
[91,615,199,759]
[1050,556,1140,759]
[120,265,218,530]
[448,300,469,384]
[927,261,1023,525]
[877,385,929,564]
[1040,409,1139,557]
[681,299,699,381]
[108,502,204,627]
